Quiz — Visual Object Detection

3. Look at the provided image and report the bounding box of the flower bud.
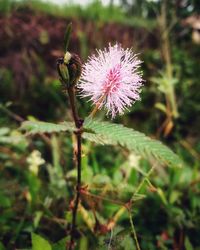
[67,53,82,86]
[64,51,72,64]
[57,60,70,84]
[57,52,82,87]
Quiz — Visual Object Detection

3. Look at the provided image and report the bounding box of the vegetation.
[0,0,200,249]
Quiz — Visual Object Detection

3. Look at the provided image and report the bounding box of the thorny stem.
[57,31,82,248]
[67,85,83,250]
[69,130,82,250]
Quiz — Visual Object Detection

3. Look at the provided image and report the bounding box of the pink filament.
[102,64,121,94]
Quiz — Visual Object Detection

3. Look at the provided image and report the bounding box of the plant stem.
[107,166,156,231]
[67,85,83,250]
[67,87,80,128]
[89,94,106,118]
[129,212,141,250]
[69,131,82,250]
[159,0,178,119]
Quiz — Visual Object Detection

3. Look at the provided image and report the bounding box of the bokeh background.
[0,0,200,249]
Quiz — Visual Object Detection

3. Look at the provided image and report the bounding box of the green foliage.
[0,0,155,29]
[31,234,68,250]
[32,233,51,250]
[20,121,75,135]
[0,242,5,250]
[20,118,183,168]
[0,0,13,14]
[83,118,183,168]
[0,127,26,145]
[98,227,135,250]
[52,237,69,250]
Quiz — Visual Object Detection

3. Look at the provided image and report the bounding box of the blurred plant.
[27,150,45,176]
[77,31,89,61]
[153,0,179,137]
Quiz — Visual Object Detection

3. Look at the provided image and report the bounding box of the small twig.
[129,211,141,250]
[108,228,113,250]
[132,166,155,199]
[180,140,200,161]
[107,166,156,232]
[0,104,24,122]
[81,189,125,206]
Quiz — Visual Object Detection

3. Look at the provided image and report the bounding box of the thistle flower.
[78,43,143,118]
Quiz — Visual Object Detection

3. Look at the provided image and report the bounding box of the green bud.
[57,53,82,87]
[57,62,70,85]
[67,53,82,86]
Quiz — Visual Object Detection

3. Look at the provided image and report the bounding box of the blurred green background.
[0,0,200,249]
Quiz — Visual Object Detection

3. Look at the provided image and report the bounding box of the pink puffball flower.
[78,43,143,118]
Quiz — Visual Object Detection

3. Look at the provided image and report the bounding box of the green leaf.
[83,118,183,168]
[184,237,194,250]
[64,22,72,52]
[0,242,5,250]
[157,188,168,205]
[155,102,167,114]
[0,127,10,136]
[52,237,69,250]
[32,233,52,250]
[20,121,75,135]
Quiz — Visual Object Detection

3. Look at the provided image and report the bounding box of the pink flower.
[78,44,143,118]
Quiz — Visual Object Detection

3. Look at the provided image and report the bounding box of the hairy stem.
[69,131,82,250]
[67,87,80,128]
[67,86,82,250]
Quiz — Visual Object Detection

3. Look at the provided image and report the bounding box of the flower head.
[78,43,143,118]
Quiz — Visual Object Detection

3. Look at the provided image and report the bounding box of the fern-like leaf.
[20,121,75,135]
[83,118,183,168]
[20,119,183,167]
